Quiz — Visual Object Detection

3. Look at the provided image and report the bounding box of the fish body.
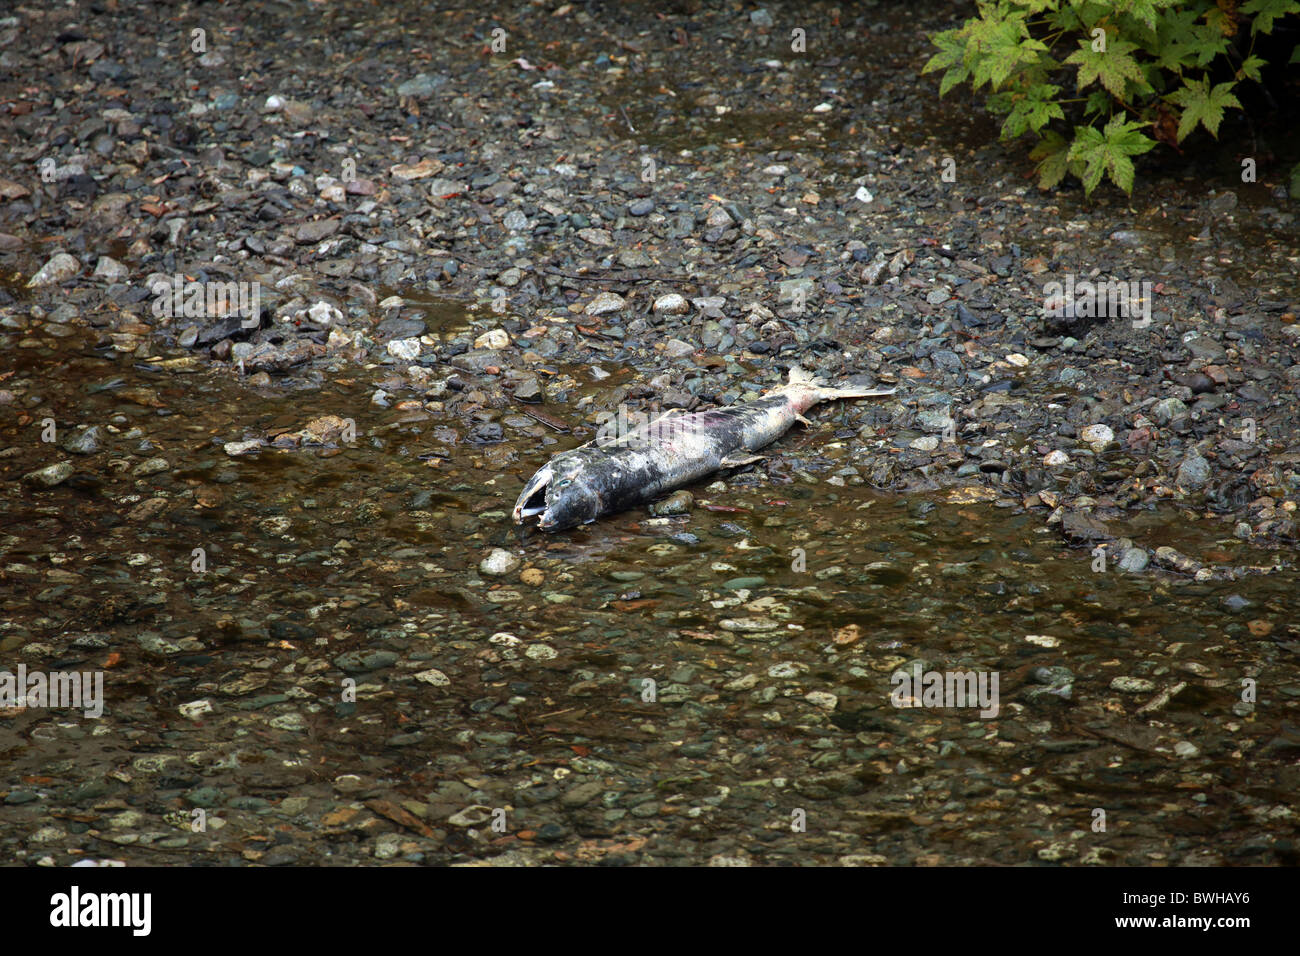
[513,368,896,531]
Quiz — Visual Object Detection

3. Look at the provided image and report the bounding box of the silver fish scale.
[515,376,896,529]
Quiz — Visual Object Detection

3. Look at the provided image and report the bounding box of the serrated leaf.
[922,29,967,75]
[1168,75,1243,140]
[1152,8,1219,71]
[938,66,971,97]
[1238,55,1266,82]
[1083,90,1111,115]
[1206,6,1238,37]
[998,83,1064,140]
[1241,0,1300,36]
[1064,37,1152,98]
[1030,131,1071,190]
[1119,0,1163,31]
[1066,116,1154,197]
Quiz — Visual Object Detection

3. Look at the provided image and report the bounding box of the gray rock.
[334,650,399,673]
[778,277,814,303]
[1151,397,1188,425]
[22,461,75,487]
[653,293,689,314]
[649,490,694,516]
[916,408,954,432]
[396,73,447,98]
[1061,511,1113,544]
[63,426,104,455]
[1080,423,1114,445]
[1176,452,1211,489]
[585,292,626,316]
[296,219,340,243]
[93,256,128,280]
[1117,547,1149,573]
[1184,335,1226,362]
[132,457,170,477]
[511,377,542,402]
[480,548,521,576]
[28,253,80,288]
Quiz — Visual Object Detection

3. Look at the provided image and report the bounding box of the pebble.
[1110,676,1156,693]
[1176,452,1211,489]
[653,293,690,314]
[473,329,510,350]
[585,292,626,316]
[22,462,74,487]
[480,549,521,576]
[28,253,80,288]
[1080,424,1114,445]
[1151,397,1188,425]
[93,256,128,280]
[447,805,493,827]
[223,440,264,457]
[649,490,694,516]
[1117,548,1150,573]
[62,426,103,455]
[387,337,422,360]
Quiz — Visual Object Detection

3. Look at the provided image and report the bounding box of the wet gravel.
[1,0,1299,866]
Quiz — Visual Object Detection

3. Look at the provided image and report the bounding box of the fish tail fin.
[820,384,898,400]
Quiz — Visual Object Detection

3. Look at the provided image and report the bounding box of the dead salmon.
[512,367,896,531]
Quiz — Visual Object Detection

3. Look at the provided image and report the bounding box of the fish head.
[512,459,602,531]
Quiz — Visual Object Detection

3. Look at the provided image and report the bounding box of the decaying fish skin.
[512,367,897,531]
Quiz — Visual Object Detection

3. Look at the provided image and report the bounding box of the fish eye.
[556,478,572,488]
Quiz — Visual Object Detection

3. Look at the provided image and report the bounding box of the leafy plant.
[924,0,1299,196]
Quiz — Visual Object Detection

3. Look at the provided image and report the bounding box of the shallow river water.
[2,315,1297,866]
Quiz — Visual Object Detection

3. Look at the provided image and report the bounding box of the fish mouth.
[512,465,552,524]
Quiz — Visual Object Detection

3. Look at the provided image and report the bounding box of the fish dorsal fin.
[786,366,825,388]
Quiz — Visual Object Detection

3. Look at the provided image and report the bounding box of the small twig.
[521,408,570,432]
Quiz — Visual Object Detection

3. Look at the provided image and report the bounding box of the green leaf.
[1066,116,1155,196]
[1118,0,1175,32]
[1238,55,1266,82]
[999,83,1065,139]
[964,9,1050,92]
[1241,0,1300,36]
[923,26,974,97]
[1167,75,1243,141]
[939,64,972,97]
[922,28,966,75]
[1030,130,1072,190]
[1083,90,1111,116]
[1291,44,1300,65]
[1151,8,1218,72]
[1064,36,1152,99]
